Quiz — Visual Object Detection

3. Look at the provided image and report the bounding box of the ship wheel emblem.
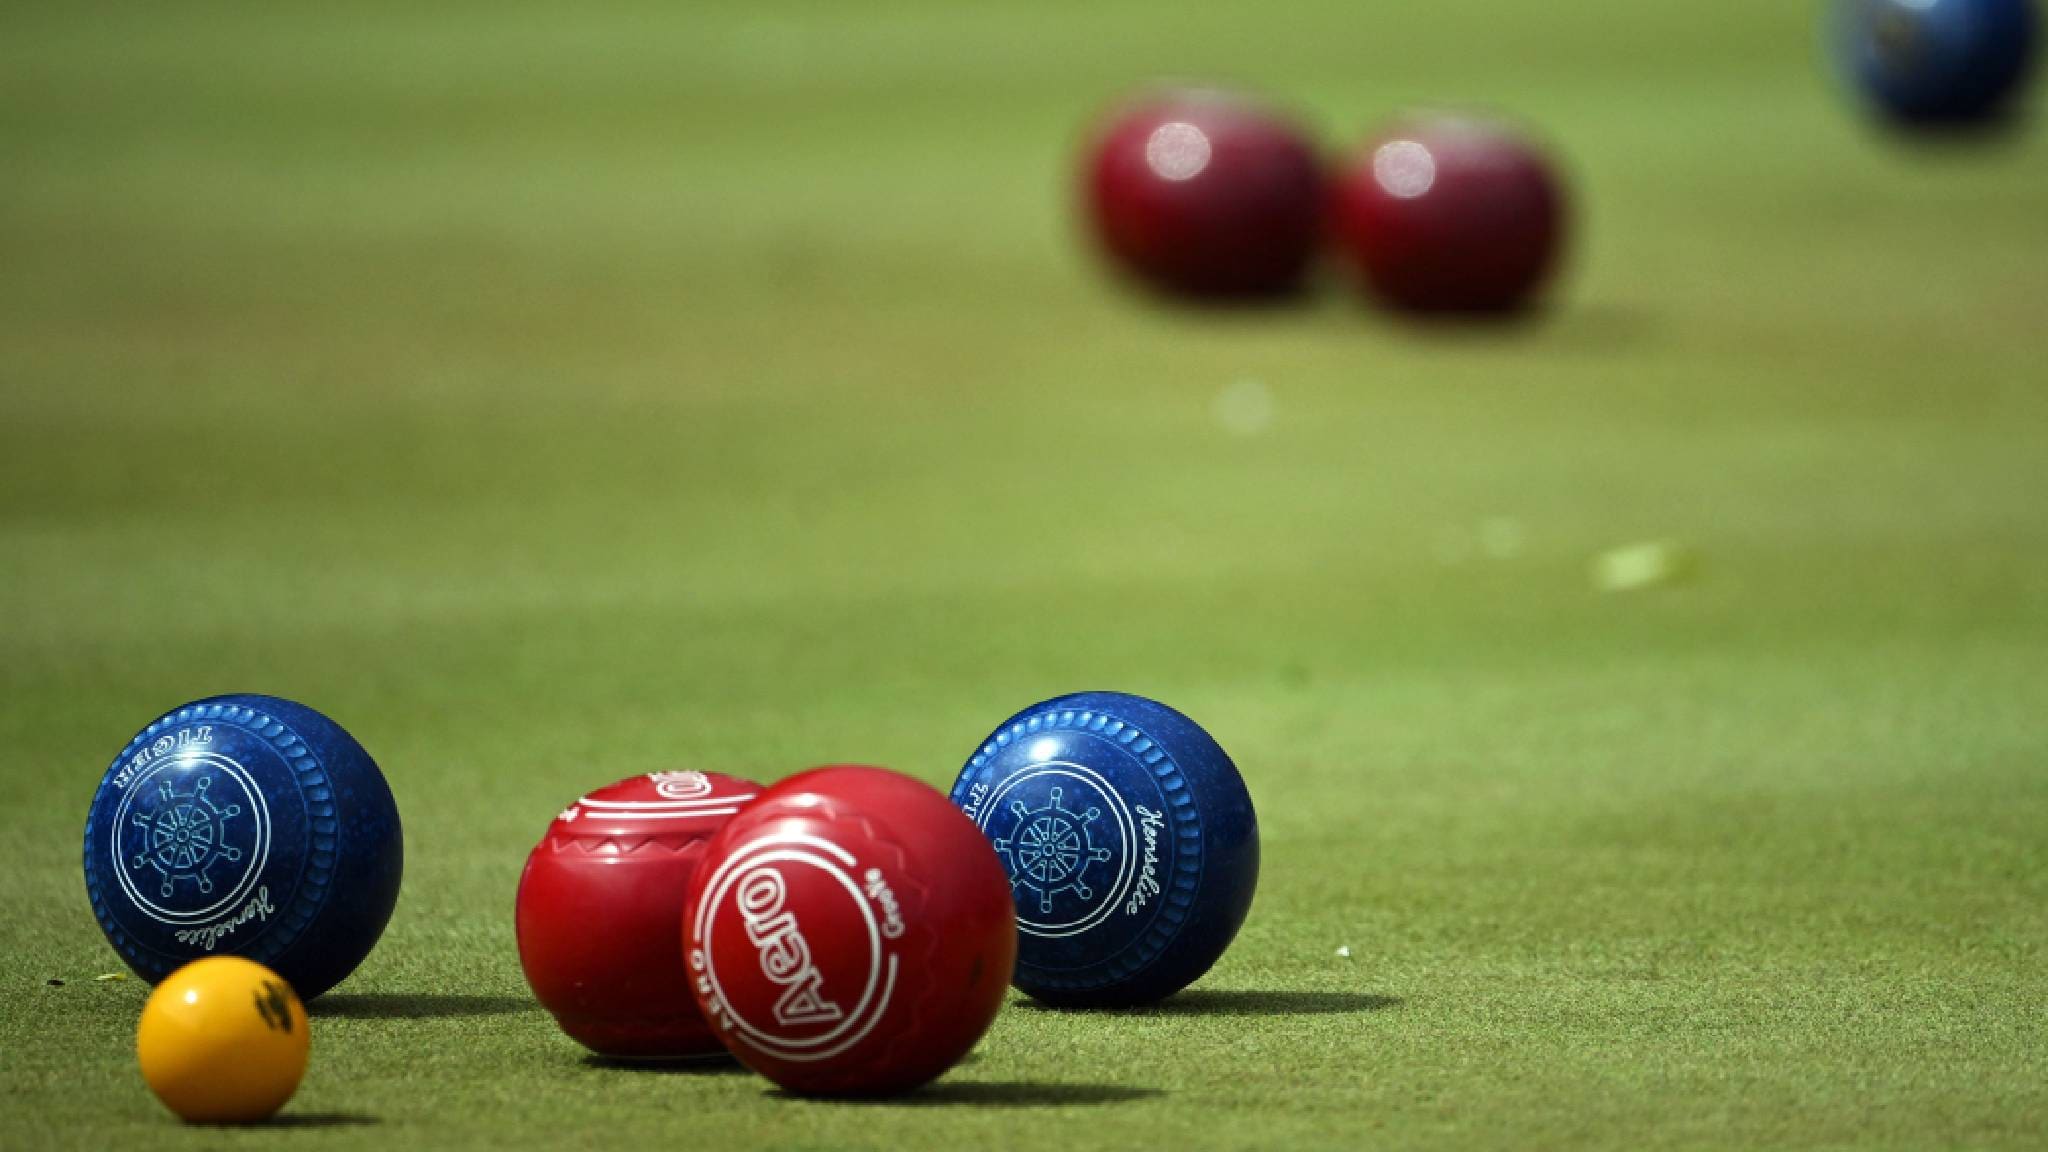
[129,775,243,899]
[994,787,1115,914]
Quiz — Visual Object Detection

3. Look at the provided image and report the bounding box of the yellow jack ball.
[136,957,309,1124]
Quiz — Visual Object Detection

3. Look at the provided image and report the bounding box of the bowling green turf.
[2,1,2044,1148]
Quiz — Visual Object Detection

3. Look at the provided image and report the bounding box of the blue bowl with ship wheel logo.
[949,691,1258,1007]
[83,694,403,999]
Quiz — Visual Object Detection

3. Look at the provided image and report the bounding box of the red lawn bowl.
[517,771,762,1060]
[1083,88,1325,300]
[1329,115,1568,315]
[684,765,1017,1096]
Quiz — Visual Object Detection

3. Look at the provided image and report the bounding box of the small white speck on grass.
[95,973,127,983]
[1437,516,1530,566]
[1335,946,1352,959]
[1592,540,1699,593]
[1477,517,1527,559]
[1213,378,1274,436]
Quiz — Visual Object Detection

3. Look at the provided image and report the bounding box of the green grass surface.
[4,1,2046,1147]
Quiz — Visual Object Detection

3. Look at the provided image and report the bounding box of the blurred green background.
[2,1,2044,1148]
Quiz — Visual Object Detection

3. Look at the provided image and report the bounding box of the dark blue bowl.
[1835,0,2038,123]
[83,695,403,999]
[949,691,1258,1007]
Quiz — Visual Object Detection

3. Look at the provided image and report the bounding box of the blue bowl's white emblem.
[112,756,271,926]
[998,785,1112,913]
[974,763,1135,939]
[132,777,239,892]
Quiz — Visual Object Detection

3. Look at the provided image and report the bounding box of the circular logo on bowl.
[974,761,1137,939]
[688,834,899,1063]
[110,753,272,927]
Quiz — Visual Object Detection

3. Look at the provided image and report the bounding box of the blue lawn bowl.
[949,691,1258,1007]
[83,695,403,999]
[1835,0,2038,124]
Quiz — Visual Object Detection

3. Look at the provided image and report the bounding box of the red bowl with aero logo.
[684,766,1017,1095]
[516,771,761,1060]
